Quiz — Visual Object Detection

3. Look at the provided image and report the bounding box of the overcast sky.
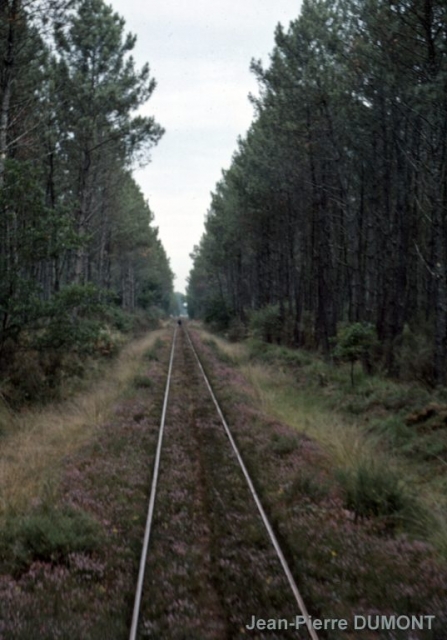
[108,0,303,292]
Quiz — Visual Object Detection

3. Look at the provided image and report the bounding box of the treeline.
[0,0,173,400]
[188,0,447,384]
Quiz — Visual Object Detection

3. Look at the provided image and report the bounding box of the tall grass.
[195,328,247,365]
[0,329,165,516]
[177,328,447,551]
[242,363,384,467]
[241,362,447,546]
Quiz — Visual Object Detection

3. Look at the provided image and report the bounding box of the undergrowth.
[0,329,165,516]
[0,506,102,575]
[191,326,447,634]
[200,329,447,557]
[0,328,170,637]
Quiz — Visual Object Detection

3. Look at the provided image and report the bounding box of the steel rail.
[184,327,319,640]
[129,326,178,640]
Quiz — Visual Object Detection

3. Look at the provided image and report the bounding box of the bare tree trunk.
[0,0,19,188]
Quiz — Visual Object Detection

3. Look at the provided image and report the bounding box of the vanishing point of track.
[129,323,319,640]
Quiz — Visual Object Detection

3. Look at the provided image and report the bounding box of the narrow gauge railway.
[129,323,318,640]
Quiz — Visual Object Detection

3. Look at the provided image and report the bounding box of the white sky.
[108,0,303,292]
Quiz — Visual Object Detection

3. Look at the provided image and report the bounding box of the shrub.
[6,351,47,405]
[132,307,164,333]
[336,461,411,524]
[0,506,102,573]
[94,329,122,358]
[333,322,378,385]
[34,285,104,355]
[102,306,134,333]
[249,305,282,344]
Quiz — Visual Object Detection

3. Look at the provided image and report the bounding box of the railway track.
[129,323,318,640]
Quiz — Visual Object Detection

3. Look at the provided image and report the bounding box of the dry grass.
[194,326,247,364]
[0,329,167,515]
[241,361,447,551]
[241,362,421,491]
[241,363,378,467]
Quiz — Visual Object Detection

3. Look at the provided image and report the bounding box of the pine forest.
[188,0,447,386]
[2,1,447,636]
[0,0,173,404]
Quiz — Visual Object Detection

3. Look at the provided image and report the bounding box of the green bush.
[333,322,378,385]
[249,305,282,344]
[336,462,411,523]
[102,306,134,333]
[132,307,164,333]
[0,506,102,573]
[33,284,105,355]
[6,351,47,405]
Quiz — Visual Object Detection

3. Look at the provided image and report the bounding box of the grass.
[0,329,165,517]
[143,336,163,361]
[0,506,103,574]
[132,373,153,389]
[197,331,246,365]
[0,328,172,637]
[189,326,447,632]
[196,333,447,554]
[270,432,299,456]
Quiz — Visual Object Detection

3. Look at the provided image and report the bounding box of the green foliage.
[333,322,377,363]
[249,305,282,344]
[227,318,247,342]
[35,285,105,355]
[142,306,165,327]
[247,339,309,370]
[54,0,164,164]
[101,306,134,333]
[336,463,412,524]
[203,296,231,331]
[0,506,102,573]
[333,323,378,385]
[0,0,173,408]
[188,0,447,381]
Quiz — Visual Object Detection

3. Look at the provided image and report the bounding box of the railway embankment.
[0,323,446,639]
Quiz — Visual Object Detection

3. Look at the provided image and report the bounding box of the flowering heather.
[1,325,446,639]
[0,338,169,639]
[190,328,447,639]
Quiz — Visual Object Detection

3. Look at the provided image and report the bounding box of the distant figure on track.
[177,318,182,326]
